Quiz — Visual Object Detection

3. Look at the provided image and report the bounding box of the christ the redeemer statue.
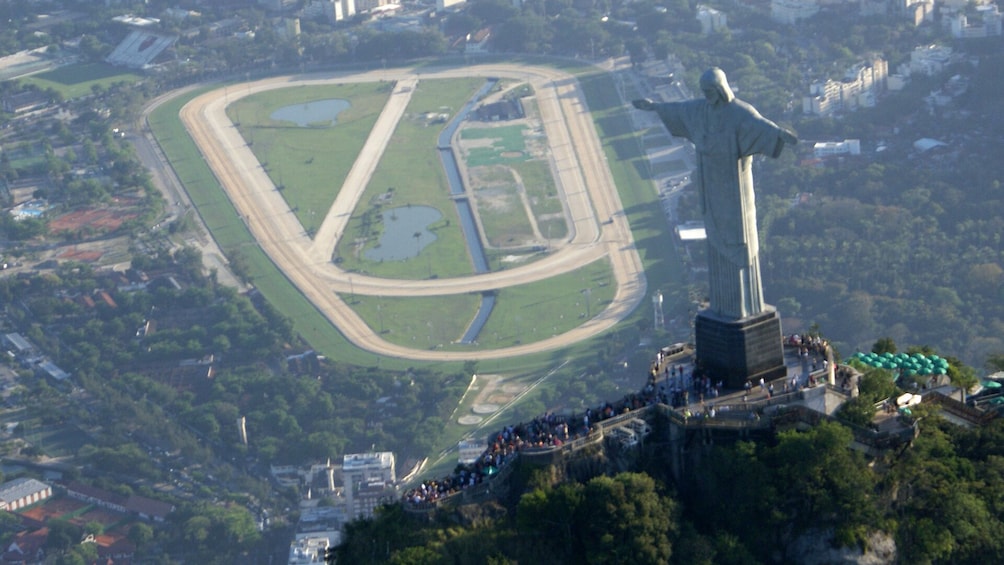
[634,67,796,320]
[634,67,797,386]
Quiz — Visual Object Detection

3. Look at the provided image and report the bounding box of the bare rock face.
[786,528,897,565]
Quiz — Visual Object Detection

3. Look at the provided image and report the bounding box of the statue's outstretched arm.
[781,128,798,146]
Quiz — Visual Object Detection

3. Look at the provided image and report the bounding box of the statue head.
[699,67,734,106]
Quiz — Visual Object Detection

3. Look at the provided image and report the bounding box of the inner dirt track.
[180,63,646,362]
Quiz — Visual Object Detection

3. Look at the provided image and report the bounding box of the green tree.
[516,483,582,560]
[45,520,81,552]
[985,353,1004,373]
[128,522,154,547]
[83,521,103,537]
[764,422,879,548]
[872,337,897,355]
[577,473,675,565]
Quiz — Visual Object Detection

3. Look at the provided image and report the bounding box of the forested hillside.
[755,54,1004,365]
[336,410,1004,564]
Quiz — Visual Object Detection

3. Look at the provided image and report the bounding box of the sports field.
[146,60,690,369]
[19,62,142,99]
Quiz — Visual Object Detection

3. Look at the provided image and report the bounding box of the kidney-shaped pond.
[364,206,442,262]
[270,99,351,127]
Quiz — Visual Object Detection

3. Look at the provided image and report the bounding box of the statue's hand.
[632,98,654,111]
[781,128,798,146]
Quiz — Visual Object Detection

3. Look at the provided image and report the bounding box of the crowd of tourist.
[786,333,830,360]
[404,337,836,507]
[403,353,671,507]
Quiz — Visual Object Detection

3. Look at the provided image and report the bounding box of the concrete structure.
[948,4,1002,38]
[105,30,177,70]
[437,0,467,9]
[903,0,935,25]
[1,91,49,114]
[888,44,954,91]
[356,0,395,12]
[65,482,174,522]
[771,0,819,24]
[404,355,929,517]
[633,68,795,388]
[803,58,887,115]
[458,439,486,465]
[288,534,330,564]
[342,452,396,519]
[0,478,51,511]
[696,5,728,34]
[907,44,954,76]
[813,139,861,158]
[2,333,34,356]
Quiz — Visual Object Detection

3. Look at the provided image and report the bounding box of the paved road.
[179,63,646,361]
[133,86,248,290]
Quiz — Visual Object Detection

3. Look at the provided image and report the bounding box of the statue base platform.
[695,307,786,390]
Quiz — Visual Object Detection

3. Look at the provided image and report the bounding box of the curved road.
[179,63,646,361]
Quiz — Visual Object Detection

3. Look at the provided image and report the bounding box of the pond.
[270,99,351,127]
[364,206,442,262]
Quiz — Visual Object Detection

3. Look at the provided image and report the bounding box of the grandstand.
[105,30,177,70]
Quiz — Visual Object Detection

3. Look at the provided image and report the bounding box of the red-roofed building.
[2,527,47,564]
[64,482,173,522]
[83,533,135,563]
[98,291,117,308]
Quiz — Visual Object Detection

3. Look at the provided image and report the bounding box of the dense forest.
[0,248,472,468]
[336,409,1004,564]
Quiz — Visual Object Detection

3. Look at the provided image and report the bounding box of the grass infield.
[148,61,687,374]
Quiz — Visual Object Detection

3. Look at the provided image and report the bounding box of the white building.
[904,0,935,25]
[696,5,728,34]
[317,0,358,22]
[803,57,887,115]
[889,44,955,91]
[909,44,953,75]
[437,0,467,9]
[288,535,330,564]
[342,452,396,519]
[813,139,861,158]
[0,478,51,511]
[948,4,1003,38]
[771,0,819,24]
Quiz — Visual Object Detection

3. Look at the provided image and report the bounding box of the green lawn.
[476,258,616,347]
[148,86,416,369]
[20,62,142,99]
[334,77,485,279]
[228,82,395,235]
[344,255,616,352]
[513,159,567,238]
[346,293,481,349]
[474,182,536,247]
[461,125,528,166]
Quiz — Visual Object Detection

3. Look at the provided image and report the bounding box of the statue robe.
[652,97,790,320]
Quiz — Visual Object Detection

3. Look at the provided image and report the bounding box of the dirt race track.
[179,63,647,362]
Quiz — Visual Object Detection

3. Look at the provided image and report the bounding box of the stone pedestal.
[695,307,786,390]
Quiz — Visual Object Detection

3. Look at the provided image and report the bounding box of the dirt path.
[179,63,646,362]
